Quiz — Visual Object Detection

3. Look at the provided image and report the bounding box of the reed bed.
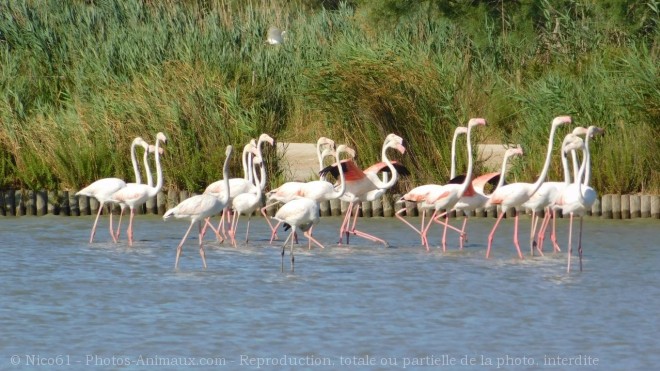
[0,0,657,194]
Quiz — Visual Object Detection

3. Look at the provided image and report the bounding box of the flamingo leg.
[537,210,551,253]
[230,211,240,247]
[261,202,280,240]
[197,221,207,269]
[550,209,561,252]
[578,216,584,272]
[420,210,440,251]
[346,203,389,247]
[127,208,135,246]
[281,231,293,272]
[89,202,104,243]
[459,216,468,250]
[512,214,524,259]
[304,229,325,250]
[395,207,425,246]
[114,207,125,242]
[107,205,118,244]
[338,202,354,245]
[290,228,296,272]
[441,214,450,252]
[566,213,574,273]
[175,220,196,269]
[529,211,537,255]
[244,216,251,243]
[486,211,506,258]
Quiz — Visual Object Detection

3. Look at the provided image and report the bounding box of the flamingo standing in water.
[229,145,265,246]
[395,126,467,246]
[203,134,274,242]
[273,196,319,273]
[321,134,408,246]
[447,147,523,250]
[110,132,167,246]
[412,118,486,250]
[261,137,336,242]
[485,116,572,259]
[164,145,233,269]
[77,137,152,243]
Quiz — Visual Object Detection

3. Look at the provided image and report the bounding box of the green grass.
[0,0,657,194]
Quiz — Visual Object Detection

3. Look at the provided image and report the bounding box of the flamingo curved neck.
[331,149,347,199]
[574,147,588,205]
[450,129,463,179]
[460,125,475,194]
[220,151,232,205]
[148,138,164,197]
[131,142,142,184]
[496,154,511,189]
[583,134,593,186]
[529,123,561,197]
[561,146,572,185]
[252,161,263,199]
[373,141,398,190]
[143,146,154,187]
[242,146,252,182]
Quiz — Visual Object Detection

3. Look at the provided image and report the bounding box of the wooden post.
[640,195,651,218]
[59,190,70,216]
[69,190,80,216]
[361,201,372,218]
[405,201,418,217]
[16,190,26,216]
[0,190,4,216]
[167,189,178,210]
[382,195,393,217]
[620,195,630,219]
[611,194,622,219]
[372,198,383,217]
[319,200,330,217]
[601,194,613,219]
[157,191,167,215]
[36,190,47,216]
[651,195,660,219]
[629,195,641,219]
[329,199,341,217]
[48,190,59,215]
[78,194,90,216]
[6,190,16,216]
[591,197,601,217]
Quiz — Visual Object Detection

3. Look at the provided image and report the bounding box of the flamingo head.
[468,118,487,127]
[225,145,234,157]
[587,126,605,138]
[505,147,523,158]
[562,134,584,154]
[156,132,168,145]
[572,126,588,136]
[552,116,572,128]
[258,133,275,147]
[252,154,263,165]
[317,137,335,149]
[336,144,356,159]
[132,137,147,148]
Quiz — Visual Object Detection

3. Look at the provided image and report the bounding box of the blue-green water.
[1,215,658,370]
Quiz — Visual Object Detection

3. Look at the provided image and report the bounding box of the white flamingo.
[229,145,264,246]
[109,132,167,246]
[76,137,150,243]
[164,145,233,269]
[485,116,572,259]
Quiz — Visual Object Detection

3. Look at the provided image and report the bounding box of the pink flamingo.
[76,137,151,243]
[485,116,572,259]
[164,145,233,269]
[109,132,167,246]
[261,137,336,242]
[448,147,523,250]
[322,134,407,246]
[394,126,467,246]
[414,118,486,250]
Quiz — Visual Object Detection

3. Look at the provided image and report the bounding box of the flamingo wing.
[363,161,410,176]
[472,172,502,194]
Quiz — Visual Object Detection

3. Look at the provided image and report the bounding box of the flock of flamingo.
[77,115,601,273]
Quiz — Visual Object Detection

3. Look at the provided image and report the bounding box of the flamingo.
[268,144,354,247]
[524,132,581,254]
[322,134,408,246]
[394,126,467,245]
[273,196,320,272]
[535,125,605,253]
[204,134,275,241]
[266,26,286,45]
[448,147,523,250]
[229,145,264,246]
[414,118,487,250]
[485,116,572,259]
[553,134,598,272]
[76,137,150,243]
[109,132,167,246]
[164,145,233,269]
[261,137,336,241]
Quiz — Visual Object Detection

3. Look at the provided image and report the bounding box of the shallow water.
[1,215,658,370]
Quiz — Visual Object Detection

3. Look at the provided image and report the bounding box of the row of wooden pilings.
[0,189,659,219]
